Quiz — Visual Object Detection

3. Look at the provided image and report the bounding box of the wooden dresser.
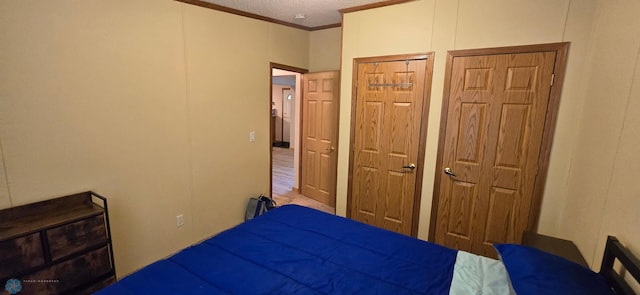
[0,192,116,294]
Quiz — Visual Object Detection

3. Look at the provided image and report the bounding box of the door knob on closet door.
[325,147,335,153]
[402,163,416,170]
[444,167,456,177]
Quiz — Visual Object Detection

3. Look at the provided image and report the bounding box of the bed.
[96,205,640,295]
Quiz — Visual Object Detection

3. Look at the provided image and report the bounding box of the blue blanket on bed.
[96,205,457,294]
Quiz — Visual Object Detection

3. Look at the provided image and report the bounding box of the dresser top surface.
[0,192,104,241]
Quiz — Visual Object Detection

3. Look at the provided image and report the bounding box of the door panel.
[301,71,339,207]
[485,188,518,244]
[435,51,556,257]
[350,56,432,236]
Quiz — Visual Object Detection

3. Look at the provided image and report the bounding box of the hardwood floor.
[272,147,295,197]
[272,147,335,214]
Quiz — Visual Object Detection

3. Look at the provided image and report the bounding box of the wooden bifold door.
[431,43,568,258]
[348,53,433,236]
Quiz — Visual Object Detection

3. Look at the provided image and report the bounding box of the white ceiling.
[201,0,387,28]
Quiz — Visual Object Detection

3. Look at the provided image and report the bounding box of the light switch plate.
[249,131,256,142]
[176,214,184,227]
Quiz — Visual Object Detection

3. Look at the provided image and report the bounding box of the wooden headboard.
[600,236,640,295]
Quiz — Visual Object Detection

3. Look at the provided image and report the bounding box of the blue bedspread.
[96,205,457,294]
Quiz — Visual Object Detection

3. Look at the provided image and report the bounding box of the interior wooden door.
[434,49,558,258]
[349,55,432,236]
[301,71,339,207]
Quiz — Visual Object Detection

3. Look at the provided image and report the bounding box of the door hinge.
[550,73,555,87]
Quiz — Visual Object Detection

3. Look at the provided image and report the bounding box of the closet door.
[433,45,566,258]
[349,54,433,236]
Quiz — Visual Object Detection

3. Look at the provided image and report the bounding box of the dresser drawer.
[0,233,44,278]
[46,214,107,260]
[19,245,112,294]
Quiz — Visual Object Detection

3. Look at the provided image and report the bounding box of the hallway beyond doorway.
[271,147,334,214]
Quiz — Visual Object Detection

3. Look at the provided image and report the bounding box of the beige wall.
[338,0,640,270]
[270,24,310,69]
[559,0,640,275]
[309,27,342,72]
[536,0,599,240]
[0,0,192,277]
[0,0,309,277]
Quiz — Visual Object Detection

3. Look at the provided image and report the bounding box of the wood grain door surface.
[350,57,431,236]
[434,51,557,257]
[301,71,339,207]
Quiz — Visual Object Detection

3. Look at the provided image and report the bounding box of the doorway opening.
[269,63,335,214]
[271,67,300,198]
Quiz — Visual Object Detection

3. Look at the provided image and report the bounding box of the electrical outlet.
[176,214,184,227]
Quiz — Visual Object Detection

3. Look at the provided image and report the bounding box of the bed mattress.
[97,205,509,294]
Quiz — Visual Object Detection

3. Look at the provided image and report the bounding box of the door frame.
[269,63,308,197]
[427,42,570,241]
[346,52,435,237]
